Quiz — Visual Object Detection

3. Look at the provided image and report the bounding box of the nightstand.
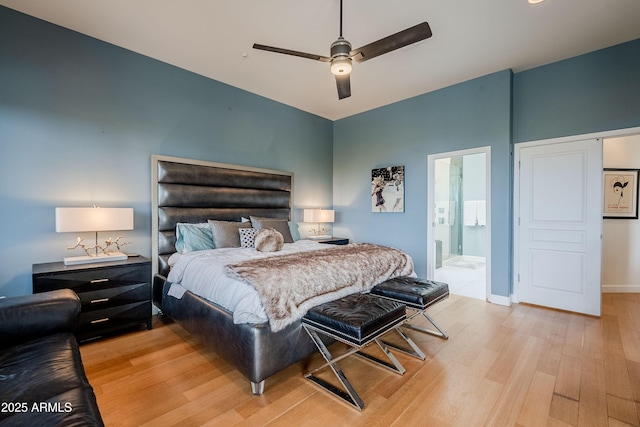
[315,237,349,245]
[33,256,152,342]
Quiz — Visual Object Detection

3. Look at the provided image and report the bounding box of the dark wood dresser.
[33,256,152,342]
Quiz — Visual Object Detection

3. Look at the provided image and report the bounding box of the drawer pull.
[90,278,109,284]
[90,298,109,304]
[91,318,109,324]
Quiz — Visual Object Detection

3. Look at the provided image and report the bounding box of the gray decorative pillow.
[249,216,294,243]
[208,220,251,248]
[239,227,259,248]
[254,228,284,252]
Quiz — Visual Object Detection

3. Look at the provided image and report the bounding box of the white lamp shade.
[303,209,335,223]
[55,207,134,233]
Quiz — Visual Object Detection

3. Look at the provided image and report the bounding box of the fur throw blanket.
[224,243,414,332]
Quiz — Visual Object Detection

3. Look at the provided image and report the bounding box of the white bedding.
[166,240,333,324]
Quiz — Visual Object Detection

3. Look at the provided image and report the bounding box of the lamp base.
[308,235,333,240]
[63,252,128,266]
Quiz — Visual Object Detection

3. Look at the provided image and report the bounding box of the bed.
[151,155,414,395]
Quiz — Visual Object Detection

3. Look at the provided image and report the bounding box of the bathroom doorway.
[427,147,491,300]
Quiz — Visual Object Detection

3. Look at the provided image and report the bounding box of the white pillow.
[239,228,259,248]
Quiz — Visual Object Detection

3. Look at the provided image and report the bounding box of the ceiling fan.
[252,0,432,100]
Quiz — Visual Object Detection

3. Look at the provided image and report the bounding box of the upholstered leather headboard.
[151,155,292,276]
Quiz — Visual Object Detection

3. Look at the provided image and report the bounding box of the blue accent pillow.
[288,221,301,241]
[175,223,215,253]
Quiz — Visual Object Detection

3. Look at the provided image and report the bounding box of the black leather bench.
[371,276,450,359]
[302,292,417,411]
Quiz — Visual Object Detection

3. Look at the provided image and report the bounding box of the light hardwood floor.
[80,293,640,426]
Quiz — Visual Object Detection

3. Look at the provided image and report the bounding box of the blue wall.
[0,7,333,297]
[333,70,513,297]
[514,38,640,142]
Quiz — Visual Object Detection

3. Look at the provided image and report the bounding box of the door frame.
[427,146,492,301]
[512,126,640,302]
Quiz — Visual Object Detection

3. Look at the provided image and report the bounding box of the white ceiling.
[3,0,640,120]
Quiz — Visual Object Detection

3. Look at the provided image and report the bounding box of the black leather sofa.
[0,289,104,426]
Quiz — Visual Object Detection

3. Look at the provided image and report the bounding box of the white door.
[516,139,602,316]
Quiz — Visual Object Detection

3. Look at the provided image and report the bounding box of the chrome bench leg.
[304,327,365,411]
[355,338,407,373]
[381,327,427,360]
[403,309,449,339]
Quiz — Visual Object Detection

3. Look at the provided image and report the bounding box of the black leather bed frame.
[151,155,323,395]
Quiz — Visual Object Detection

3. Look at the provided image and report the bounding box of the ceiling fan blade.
[350,22,432,63]
[335,74,351,100]
[252,43,331,62]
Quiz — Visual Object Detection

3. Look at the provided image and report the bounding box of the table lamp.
[55,207,134,265]
[303,208,335,239]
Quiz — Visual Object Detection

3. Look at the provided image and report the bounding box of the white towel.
[463,201,477,226]
[476,200,487,226]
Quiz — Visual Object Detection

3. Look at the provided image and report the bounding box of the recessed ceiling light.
[528,0,545,3]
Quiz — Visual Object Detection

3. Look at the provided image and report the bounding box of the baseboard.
[489,294,511,306]
[602,284,640,293]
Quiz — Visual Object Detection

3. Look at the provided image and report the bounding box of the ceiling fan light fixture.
[330,57,352,75]
[330,36,353,75]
